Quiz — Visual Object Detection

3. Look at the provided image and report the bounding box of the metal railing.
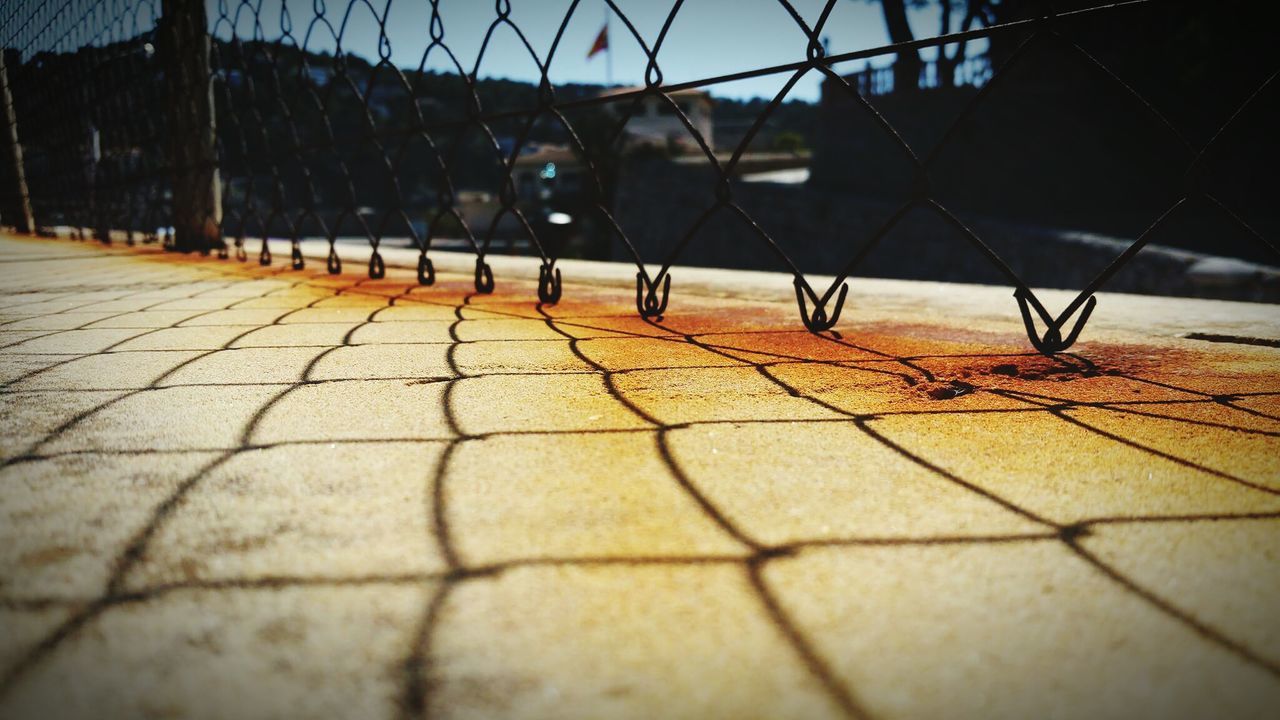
[1,0,1276,355]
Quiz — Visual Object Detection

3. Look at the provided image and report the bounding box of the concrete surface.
[1,232,1278,720]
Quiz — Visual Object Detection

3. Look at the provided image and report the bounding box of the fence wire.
[1,0,1277,354]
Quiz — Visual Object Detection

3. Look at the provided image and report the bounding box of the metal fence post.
[160,0,220,253]
[0,48,35,234]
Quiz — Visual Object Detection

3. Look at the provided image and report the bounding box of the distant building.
[598,87,714,151]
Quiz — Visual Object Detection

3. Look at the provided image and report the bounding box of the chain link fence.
[1,0,1276,354]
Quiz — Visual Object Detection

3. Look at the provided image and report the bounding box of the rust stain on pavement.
[2,233,1279,720]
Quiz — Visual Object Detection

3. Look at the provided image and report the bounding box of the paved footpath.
[1,232,1278,719]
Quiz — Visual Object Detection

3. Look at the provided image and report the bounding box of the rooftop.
[1,231,1278,719]
[512,143,580,166]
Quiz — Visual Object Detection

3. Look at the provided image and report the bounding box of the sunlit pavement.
[1,232,1278,719]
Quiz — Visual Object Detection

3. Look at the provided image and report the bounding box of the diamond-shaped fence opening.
[0,0,1277,354]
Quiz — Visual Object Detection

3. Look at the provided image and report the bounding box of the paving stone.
[84,310,215,329]
[0,452,224,598]
[451,373,650,435]
[198,280,298,298]
[0,292,76,309]
[453,339,592,374]
[1080,518,1280,668]
[250,379,452,444]
[532,315,635,339]
[1231,393,1280,419]
[348,320,454,345]
[250,284,316,303]
[1062,406,1280,490]
[665,421,1046,545]
[231,294,326,309]
[1122,354,1280,395]
[524,293,643,319]
[0,330,53,348]
[696,330,883,363]
[910,354,1210,404]
[611,366,845,425]
[1117,397,1280,435]
[766,360,1032,415]
[123,443,448,589]
[647,305,799,336]
[454,318,568,342]
[455,298,545,320]
[157,347,328,386]
[354,283,421,302]
[139,296,240,311]
[429,565,840,719]
[308,294,386,309]
[230,323,357,348]
[0,390,129,461]
[0,606,74,680]
[447,433,747,565]
[178,308,292,326]
[577,336,747,370]
[1,313,119,331]
[107,325,261,351]
[529,314,667,339]
[0,354,81,384]
[127,282,230,299]
[37,385,286,454]
[0,328,150,354]
[280,307,377,324]
[5,298,134,314]
[0,585,432,720]
[63,297,164,313]
[870,413,1280,523]
[9,351,206,391]
[764,542,1280,719]
[365,302,458,322]
[307,344,452,381]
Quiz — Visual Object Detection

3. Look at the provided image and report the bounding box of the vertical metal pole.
[160,0,220,252]
[0,49,35,234]
[88,124,109,242]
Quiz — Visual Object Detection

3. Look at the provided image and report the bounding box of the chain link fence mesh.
[1,0,1277,353]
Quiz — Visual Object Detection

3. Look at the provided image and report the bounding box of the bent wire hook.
[538,262,562,304]
[636,271,671,319]
[1015,288,1097,354]
[794,278,849,333]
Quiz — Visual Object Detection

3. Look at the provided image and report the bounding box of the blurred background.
[2,0,1277,299]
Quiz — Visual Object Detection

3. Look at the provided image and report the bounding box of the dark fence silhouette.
[851,55,991,97]
[0,0,1277,354]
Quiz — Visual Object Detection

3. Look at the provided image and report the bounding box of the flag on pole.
[587,24,608,59]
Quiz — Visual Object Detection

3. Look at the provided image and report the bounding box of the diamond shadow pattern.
[1,234,1278,718]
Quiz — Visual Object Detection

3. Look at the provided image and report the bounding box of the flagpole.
[605,5,613,87]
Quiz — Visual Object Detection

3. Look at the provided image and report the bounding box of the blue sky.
[209,0,983,102]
